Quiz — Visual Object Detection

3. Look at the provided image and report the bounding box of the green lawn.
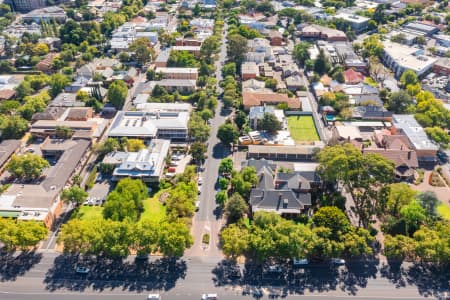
[286,116,320,142]
[75,206,104,221]
[437,203,450,221]
[140,191,167,223]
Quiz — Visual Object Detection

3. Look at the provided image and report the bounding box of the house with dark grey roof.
[243,159,317,218]
[0,140,21,171]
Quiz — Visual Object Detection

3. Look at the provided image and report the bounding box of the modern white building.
[382,41,438,78]
[108,111,190,141]
[104,139,170,182]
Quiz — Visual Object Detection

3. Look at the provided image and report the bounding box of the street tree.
[217,123,239,146]
[129,37,155,66]
[292,42,311,65]
[61,185,88,205]
[190,142,207,163]
[215,190,228,207]
[158,221,193,257]
[227,34,248,65]
[225,193,248,223]
[188,113,210,142]
[221,223,249,258]
[132,220,159,256]
[7,154,49,181]
[234,110,247,130]
[107,80,128,109]
[219,158,233,175]
[0,219,48,251]
[312,206,351,239]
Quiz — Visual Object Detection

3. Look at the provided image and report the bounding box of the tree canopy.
[7,154,49,181]
[107,80,128,109]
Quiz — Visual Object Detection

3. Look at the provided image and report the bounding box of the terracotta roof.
[242,92,300,109]
[320,74,332,86]
[343,69,365,84]
[0,89,16,100]
[363,148,418,168]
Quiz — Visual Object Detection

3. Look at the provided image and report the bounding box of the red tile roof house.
[243,92,301,110]
[343,69,365,85]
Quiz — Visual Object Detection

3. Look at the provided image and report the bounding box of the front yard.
[74,205,104,221]
[286,115,320,142]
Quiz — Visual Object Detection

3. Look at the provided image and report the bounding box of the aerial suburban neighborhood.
[0,0,449,299]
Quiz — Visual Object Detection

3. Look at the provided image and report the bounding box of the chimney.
[408,151,411,160]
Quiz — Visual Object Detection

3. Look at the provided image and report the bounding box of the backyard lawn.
[140,190,167,222]
[437,203,450,221]
[75,206,104,221]
[286,115,320,142]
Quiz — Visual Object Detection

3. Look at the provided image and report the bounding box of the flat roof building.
[392,114,438,162]
[382,41,437,78]
[108,111,190,140]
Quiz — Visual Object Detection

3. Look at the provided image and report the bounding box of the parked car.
[198,177,203,185]
[26,148,35,153]
[75,266,90,274]
[171,155,181,161]
[195,201,200,211]
[267,265,283,273]
[147,294,161,300]
[197,185,202,195]
[293,258,309,266]
[201,294,217,300]
[331,258,346,265]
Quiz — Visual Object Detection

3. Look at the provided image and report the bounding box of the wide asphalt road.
[0,251,447,300]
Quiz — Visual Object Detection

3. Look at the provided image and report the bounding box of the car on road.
[26,148,35,153]
[201,293,217,300]
[195,200,200,211]
[293,258,309,266]
[75,266,90,274]
[198,177,203,185]
[197,185,202,194]
[147,294,161,300]
[171,155,181,161]
[331,258,346,265]
[267,265,283,273]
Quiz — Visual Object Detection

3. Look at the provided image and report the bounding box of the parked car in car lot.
[147,294,161,300]
[293,258,309,266]
[75,266,90,274]
[201,293,217,300]
[331,258,346,265]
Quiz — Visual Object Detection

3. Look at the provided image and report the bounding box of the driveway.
[411,170,450,205]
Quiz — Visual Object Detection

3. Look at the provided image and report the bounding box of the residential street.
[0,251,445,300]
[185,23,229,258]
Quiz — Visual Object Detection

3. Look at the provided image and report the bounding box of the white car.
[147,294,161,300]
[331,258,346,265]
[201,294,217,300]
[195,201,200,211]
[75,266,90,274]
[198,177,203,185]
[293,258,309,266]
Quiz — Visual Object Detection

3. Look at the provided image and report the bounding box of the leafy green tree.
[188,113,210,142]
[400,201,426,236]
[168,50,199,68]
[132,220,159,256]
[98,138,120,155]
[221,223,249,258]
[107,80,128,109]
[49,74,70,98]
[200,35,220,62]
[126,139,145,152]
[158,221,193,257]
[293,42,311,65]
[234,110,247,130]
[227,34,248,65]
[387,91,414,114]
[317,143,395,228]
[416,191,439,218]
[314,48,331,75]
[0,115,29,139]
[165,182,196,221]
[413,222,450,264]
[55,126,74,139]
[219,158,233,175]
[7,154,49,180]
[190,142,207,163]
[0,219,48,251]
[222,62,236,77]
[400,69,418,88]
[425,127,450,146]
[362,35,384,58]
[225,193,248,223]
[61,185,88,205]
[0,61,15,73]
[384,234,416,261]
[258,113,282,134]
[313,206,351,239]
[384,183,416,217]
[103,191,139,222]
[215,190,228,207]
[231,166,257,198]
[217,123,239,146]
[15,81,33,100]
